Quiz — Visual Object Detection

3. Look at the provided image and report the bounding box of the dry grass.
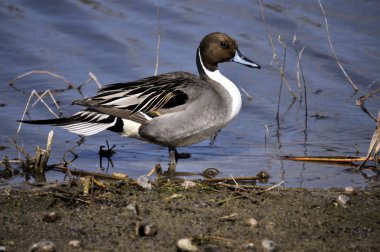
[317,0,359,91]
[359,112,380,169]
[154,0,161,76]
[258,0,296,99]
[258,1,379,170]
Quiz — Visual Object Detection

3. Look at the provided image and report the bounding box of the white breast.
[198,51,242,120]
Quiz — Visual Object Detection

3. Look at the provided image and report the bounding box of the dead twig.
[240,87,253,100]
[89,72,102,89]
[292,35,309,141]
[358,112,380,169]
[219,213,238,221]
[317,0,359,91]
[7,137,28,157]
[10,70,102,99]
[263,180,284,192]
[51,191,91,204]
[9,70,75,93]
[258,0,296,98]
[154,0,161,76]
[198,175,260,183]
[147,163,162,177]
[34,130,54,173]
[277,35,296,98]
[51,163,129,181]
[275,35,290,123]
[292,35,307,105]
[16,89,61,135]
[356,86,380,122]
[216,189,258,205]
[282,155,373,163]
[292,35,305,90]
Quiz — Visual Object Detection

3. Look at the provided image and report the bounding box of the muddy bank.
[0,182,379,252]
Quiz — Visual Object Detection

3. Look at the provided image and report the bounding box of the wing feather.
[21,72,201,136]
[73,71,196,118]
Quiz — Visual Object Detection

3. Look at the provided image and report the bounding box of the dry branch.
[89,72,102,89]
[258,0,296,98]
[356,87,380,122]
[9,70,75,93]
[358,112,380,169]
[154,0,161,76]
[198,175,260,183]
[317,0,359,91]
[51,163,129,181]
[282,155,372,163]
[16,90,61,135]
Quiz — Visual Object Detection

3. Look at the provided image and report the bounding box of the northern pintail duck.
[22,32,261,172]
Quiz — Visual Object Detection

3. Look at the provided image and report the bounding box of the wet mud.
[1,182,379,251]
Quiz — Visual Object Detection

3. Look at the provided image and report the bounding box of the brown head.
[197,32,260,73]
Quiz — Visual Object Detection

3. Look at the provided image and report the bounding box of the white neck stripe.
[198,50,242,120]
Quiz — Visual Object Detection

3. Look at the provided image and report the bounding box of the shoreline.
[1,182,379,251]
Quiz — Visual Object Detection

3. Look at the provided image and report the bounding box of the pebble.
[242,242,255,250]
[126,203,138,216]
[247,218,258,228]
[337,195,350,207]
[28,240,56,252]
[177,238,199,252]
[136,175,152,189]
[265,221,276,232]
[138,223,158,236]
[68,240,81,248]
[261,239,275,251]
[345,187,355,194]
[182,180,196,189]
[43,212,59,223]
[0,246,5,252]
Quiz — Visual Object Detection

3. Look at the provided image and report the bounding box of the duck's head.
[197,32,261,73]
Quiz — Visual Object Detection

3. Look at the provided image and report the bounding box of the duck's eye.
[220,42,228,48]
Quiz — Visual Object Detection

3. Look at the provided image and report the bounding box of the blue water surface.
[0,0,379,189]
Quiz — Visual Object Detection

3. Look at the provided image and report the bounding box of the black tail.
[18,111,120,136]
[18,117,80,126]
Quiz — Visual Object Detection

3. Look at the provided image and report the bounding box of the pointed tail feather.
[19,111,119,136]
[18,117,78,126]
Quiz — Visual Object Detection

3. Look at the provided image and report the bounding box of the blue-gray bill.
[232,50,261,69]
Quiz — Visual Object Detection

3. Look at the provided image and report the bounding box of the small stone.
[68,240,81,248]
[182,180,196,189]
[261,239,275,251]
[28,240,56,252]
[265,221,276,232]
[138,223,158,236]
[43,212,59,223]
[126,203,138,216]
[337,195,350,207]
[247,218,258,228]
[136,175,152,189]
[345,187,354,194]
[242,242,255,250]
[177,238,199,252]
[0,246,6,252]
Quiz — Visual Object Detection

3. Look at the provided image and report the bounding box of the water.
[0,0,379,189]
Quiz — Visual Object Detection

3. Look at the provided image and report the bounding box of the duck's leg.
[168,147,178,173]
